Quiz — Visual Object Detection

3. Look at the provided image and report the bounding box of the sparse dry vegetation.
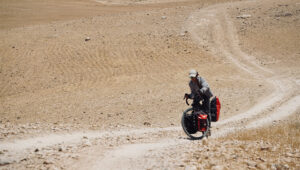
[232,111,300,148]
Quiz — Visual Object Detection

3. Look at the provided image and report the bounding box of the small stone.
[285,152,294,157]
[21,158,28,162]
[34,148,39,152]
[282,157,292,163]
[271,164,289,170]
[85,37,91,41]
[209,159,217,167]
[58,147,63,152]
[256,163,267,170]
[83,136,88,139]
[283,13,292,17]
[43,160,53,165]
[283,164,289,169]
[0,160,10,166]
[236,14,251,19]
[257,157,265,162]
[82,140,91,147]
[144,122,151,126]
[71,154,79,160]
[260,146,270,151]
[161,16,167,19]
[245,160,256,167]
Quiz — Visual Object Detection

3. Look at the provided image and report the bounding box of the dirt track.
[0,0,300,169]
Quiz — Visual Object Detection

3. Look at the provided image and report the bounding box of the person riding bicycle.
[184,69,213,127]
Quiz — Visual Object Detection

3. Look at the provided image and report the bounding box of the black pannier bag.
[183,113,198,134]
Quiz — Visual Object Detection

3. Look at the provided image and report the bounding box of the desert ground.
[0,0,299,169]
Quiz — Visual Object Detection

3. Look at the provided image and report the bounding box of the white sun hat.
[189,69,197,78]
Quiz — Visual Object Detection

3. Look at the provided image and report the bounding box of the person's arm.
[188,82,195,99]
[199,77,209,94]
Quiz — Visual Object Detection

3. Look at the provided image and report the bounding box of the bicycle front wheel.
[181,108,209,140]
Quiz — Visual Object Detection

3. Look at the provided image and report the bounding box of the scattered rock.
[85,37,91,41]
[58,147,63,152]
[20,158,28,162]
[236,14,252,19]
[71,154,79,160]
[209,160,217,167]
[257,157,266,162]
[275,13,292,17]
[161,16,167,19]
[282,157,292,163]
[245,160,256,168]
[180,30,188,36]
[82,140,92,147]
[144,122,151,126]
[82,136,88,139]
[283,164,289,169]
[271,164,289,170]
[43,160,53,165]
[256,163,267,170]
[0,160,11,166]
[260,146,270,151]
[34,148,39,152]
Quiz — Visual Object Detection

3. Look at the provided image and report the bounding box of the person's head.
[189,69,198,82]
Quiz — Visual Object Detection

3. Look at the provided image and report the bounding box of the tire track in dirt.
[185,1,299,131]
[81,1,300,169]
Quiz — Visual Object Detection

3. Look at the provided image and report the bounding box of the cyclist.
[184,69,213,127]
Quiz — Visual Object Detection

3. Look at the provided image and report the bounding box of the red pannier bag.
[210,96,221,122]
[197,113,208,132]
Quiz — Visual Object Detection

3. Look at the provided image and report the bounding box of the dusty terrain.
[0,0,299,169]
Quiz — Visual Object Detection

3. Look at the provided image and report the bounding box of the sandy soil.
[0,0,299,169]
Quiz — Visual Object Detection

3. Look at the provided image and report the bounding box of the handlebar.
[185,98,189,105]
